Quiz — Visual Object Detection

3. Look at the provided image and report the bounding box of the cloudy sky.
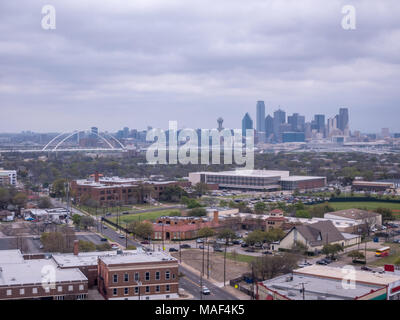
[0,0,399,133]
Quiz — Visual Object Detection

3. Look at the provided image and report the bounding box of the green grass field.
[327,201,400,214]
[215,251,257,263]
[109,209,181,224]
[370,243,400,266]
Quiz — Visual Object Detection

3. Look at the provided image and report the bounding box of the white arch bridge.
[0,129,127,153]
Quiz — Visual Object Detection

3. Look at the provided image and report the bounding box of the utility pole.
[223,240,227,287]
[301,282,305,300]
[207,237,210,279]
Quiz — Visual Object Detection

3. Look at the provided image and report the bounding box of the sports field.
[327,201,400,219]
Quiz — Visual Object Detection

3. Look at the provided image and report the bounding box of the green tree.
[254,202,266,214]
[245,230,267,246]
[133,222,154,239]
[187,207,207,217]
[194,183,209,197]
[71,214,82,226]
[322,243,344,259]
[51,178,67,198]
[197,227,215,239]
[347,250,365,260]
[376,207,393,222]
[295,209,311,219]
[79,216,96,230]
[78,240,96,252]
[0,188,11,209]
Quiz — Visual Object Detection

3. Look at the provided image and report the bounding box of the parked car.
[103,225,108,229]
[316,259,328,265]
[105,212,112,216]
[361,266,373,271]
[262,251,273,255]
[169,248,179,252]
[241,243,249,248]
[199,245,205,249]
[111,244,119,250]
[141,240,150,244]
[100,238,108,242]
[119,234,125,239]
[214,247,223,252]
[122,211,129,215]
[180,244,191,249]
[232,240,241,245]
[245,248,255,252]
[196,239,204,243]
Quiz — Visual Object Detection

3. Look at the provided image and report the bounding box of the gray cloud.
[0,0,400,133]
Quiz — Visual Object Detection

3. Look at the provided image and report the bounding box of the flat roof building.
[189,170,326,191]
[258,265,400,300]
[0,250,88,300]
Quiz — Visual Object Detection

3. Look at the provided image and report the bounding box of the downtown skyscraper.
[256,101,266,133]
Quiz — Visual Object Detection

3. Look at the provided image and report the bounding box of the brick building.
[0,250,88,300]
[70,172,188,207]
[152,212,222,240]
[97,251,179,300]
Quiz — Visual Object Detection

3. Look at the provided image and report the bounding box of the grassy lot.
[307,201,400,219]
[215,251,257,264]
[370,243,400,266]
[108,209,181,224]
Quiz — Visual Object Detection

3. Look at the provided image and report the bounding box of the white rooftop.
[192,170,290,177]
[0,259,87,286]
[52,249,143,268]
[295,265,400,286]
[0,250,24,264]
[99,251,177,265]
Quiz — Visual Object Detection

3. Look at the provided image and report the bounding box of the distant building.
[282,132,305,143]
[256,101,266,133]
[188,170,326,191]
[324,209,382,228]
[242,113,253,137]
[352,181,395,192]
[0,169,17,186]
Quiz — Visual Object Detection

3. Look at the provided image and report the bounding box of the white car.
[201,286,211,295]
[111,244,119,250]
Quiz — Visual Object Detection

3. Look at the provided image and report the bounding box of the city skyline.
[1,1,400,133]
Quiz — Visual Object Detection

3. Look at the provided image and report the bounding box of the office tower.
[337,108,349,132]
[242,113,253,137]
[265,115,274,138]
[273,109,286,142]
[123,127,130,138]
[256,101,266,133]
[287,113,305,132]
[314,114,326,136]
[217,117,224,132]
[91,127,98,136]
[327,117,338,137]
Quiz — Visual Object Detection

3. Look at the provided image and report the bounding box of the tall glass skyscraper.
[256,101,266,133]
[338,108,349,132]
[242,112,253,137]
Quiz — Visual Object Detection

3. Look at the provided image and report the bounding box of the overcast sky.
[0,0,399,133]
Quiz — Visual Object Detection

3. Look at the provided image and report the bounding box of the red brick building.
[70,172,188,207]
[97,251,179,300]
[152,211,222,240]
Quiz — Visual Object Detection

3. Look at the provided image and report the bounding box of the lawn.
[216,251,257,264]
[108,209,181,224]
[370,243,400,266]
[309,201,400,217]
